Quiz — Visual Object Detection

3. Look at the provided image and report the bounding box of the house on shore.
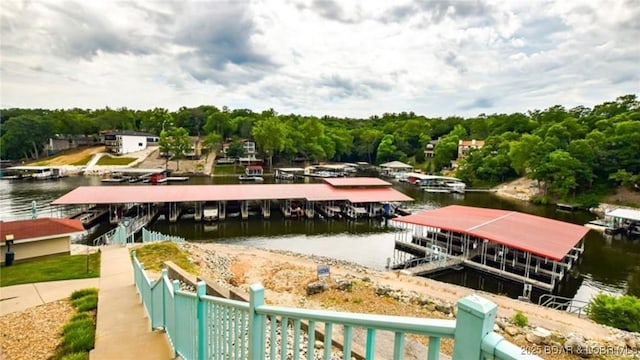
[102,131,159,155]
[1,218,85,265]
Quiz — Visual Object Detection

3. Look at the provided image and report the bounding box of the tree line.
[1,94,638,202]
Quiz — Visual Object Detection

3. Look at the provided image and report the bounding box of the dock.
[402,257,464,276]
[391,205,590,292]
[51,178,413,223]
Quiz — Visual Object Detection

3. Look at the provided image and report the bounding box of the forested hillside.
[1,95,638,202]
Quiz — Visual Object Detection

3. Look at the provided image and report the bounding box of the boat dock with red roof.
[52,177,412,223]
[391,205,590,292]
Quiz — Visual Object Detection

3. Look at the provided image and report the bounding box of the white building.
[103,131,158,155]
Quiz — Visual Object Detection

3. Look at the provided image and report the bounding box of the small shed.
[379,161,414,178]
[1,218,85,264]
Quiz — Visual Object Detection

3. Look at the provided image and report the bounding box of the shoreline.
[180,242,637,354]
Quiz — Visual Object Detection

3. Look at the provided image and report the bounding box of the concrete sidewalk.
[0,278,100,316]
[90,246,173,360]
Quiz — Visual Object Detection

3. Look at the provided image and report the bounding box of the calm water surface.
[2,176,639,302]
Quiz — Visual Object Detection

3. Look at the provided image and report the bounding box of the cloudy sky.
[1,0,638,118]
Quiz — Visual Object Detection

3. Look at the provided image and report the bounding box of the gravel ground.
[0,299,74,360]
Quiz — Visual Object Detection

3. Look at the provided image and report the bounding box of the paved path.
[0,278,100,316]
[90,245,173,360]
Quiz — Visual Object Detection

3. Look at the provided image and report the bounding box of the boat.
[424,187,452,193]
[343,201,368,219]
[238,175,264,182]
[275,167,304,181]
[101,172,127,183]
[165,176,189,182]
[240,164,264,182]
[317,203,343,218]
[203,208,219,222]
[404,173,466,193]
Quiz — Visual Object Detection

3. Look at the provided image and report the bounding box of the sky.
[1,0,638,119]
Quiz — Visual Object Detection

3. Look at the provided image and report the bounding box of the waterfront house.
[102,130,159,155]
[457,139,485,158]
[1,218,85,265]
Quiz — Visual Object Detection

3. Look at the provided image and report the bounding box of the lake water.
[2,175,639,303]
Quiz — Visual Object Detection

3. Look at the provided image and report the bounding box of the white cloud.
[1,0,637,118]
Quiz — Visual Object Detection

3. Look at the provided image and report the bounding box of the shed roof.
[1,218,85,244]
[606,208,640,222]
[52,183,413,205]
[322,178,391,187]
[379,161,413,169]
[392,205,589,261]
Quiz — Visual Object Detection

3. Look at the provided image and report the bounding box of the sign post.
[317,264,330,280]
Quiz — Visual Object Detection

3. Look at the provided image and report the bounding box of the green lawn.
[0,253,100,287]
[212,164,241,175]
[96,156,136,166]
[71,155,93,166]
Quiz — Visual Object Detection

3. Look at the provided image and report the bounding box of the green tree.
[159,127,192,171]
[359,129,383,163]
[0,115,53,160]
[509,134,542,175]
[203,132,222,156]
[252,117,286,169]
[375,134,400,164]
[225,140,245,159]
[169,127,192,171]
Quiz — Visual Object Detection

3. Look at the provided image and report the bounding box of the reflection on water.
[2,175,640,302]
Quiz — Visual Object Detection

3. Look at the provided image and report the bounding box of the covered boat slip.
[51,178,412,222]
[392,205,590,291]
[602,208,640,237]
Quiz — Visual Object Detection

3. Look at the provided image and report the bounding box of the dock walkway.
[403,257,464,276]
[90,246,173,360]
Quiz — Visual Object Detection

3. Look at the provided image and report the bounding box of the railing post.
[172,280,180,359]
[249,284,266,360]
[197,281,206,360]
[161,268,168,330]
[132,251,138,290]
[452,295,497,359]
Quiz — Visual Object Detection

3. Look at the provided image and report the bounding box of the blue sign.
[317,264,330,279]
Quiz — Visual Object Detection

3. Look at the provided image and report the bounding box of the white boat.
[318,204,342,218]
[203,208,219,222]
[238,175,264,182]
[343,201,368,219]
[424,187,451,193]
[165,176,189,182]
[101,172,126,183]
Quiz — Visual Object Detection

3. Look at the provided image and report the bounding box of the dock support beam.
[305,201,314,219]
[262,200,270,219]
[194,202,203,221]
[241,200,248,220]
[218,201,226,220]
[282,199,291,218]
[169,202,179,223]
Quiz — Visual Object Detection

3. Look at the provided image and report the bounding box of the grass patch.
[71,294,98,312]
[70,155,92,166]
[60,353,89,360]
[96,156,136,166]
[53,288,98,360]
[133,242,198,274]
[0,253,100,287]
[213,164,242,175]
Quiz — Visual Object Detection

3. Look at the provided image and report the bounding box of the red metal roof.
[322,178,391,187]
[392,205,590,261]
[52,183,413,205]
[1,218,85,243]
